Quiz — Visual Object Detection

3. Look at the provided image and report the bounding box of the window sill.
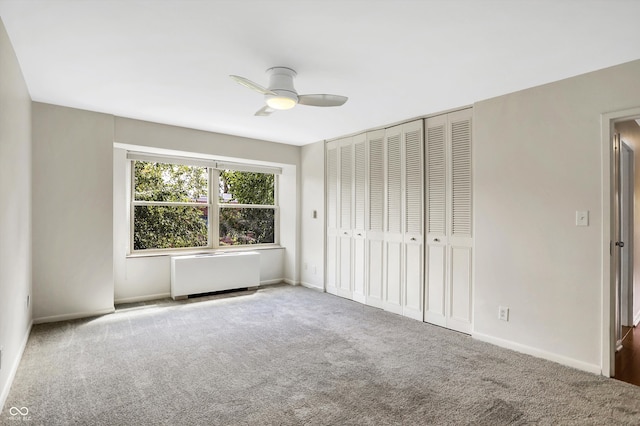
[126,244,284,259]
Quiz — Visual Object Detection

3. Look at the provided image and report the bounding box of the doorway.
[601,109,640,380]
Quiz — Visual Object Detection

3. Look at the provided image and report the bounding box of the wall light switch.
[576,211,589,227]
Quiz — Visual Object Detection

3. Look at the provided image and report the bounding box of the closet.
[327,120,424,320]
[325,109,472,332]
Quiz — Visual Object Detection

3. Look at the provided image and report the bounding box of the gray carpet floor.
[2,284,640,425]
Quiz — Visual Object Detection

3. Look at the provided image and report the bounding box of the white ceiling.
[1,0,639,146]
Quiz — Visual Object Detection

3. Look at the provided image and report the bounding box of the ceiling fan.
[230,67,348,116]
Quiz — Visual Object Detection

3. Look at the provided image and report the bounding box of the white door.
[384,124,404,315]
[338,138,354,299]
[447,110,473,334]
[352,133,367,304]
[402,120,424,321]
[366,130,385,309]
[424,109,473,334]
[425,115,448,327]
[620,142,634,328]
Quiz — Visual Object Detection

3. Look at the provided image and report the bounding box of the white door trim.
[600,106,640,377]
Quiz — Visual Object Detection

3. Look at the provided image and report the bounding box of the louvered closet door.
[325,140,340,295]
[424,114,448,327]
[384,124,404,315]
[402,120,424,321]
[366,129,385,309]
[352,133,367,304]
[338,137,354,299]
[424,109,473,333]
[447,109,473,334]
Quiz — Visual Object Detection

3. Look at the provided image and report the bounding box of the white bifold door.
[325,134,367,302]
[327,120,424,321]
[366,120,424,320]
[424,108,473,334]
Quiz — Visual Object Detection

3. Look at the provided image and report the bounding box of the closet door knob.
[433,238,440,242]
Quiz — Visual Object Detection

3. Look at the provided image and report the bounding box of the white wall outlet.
[498,306,509,321]
[576,210,589,226]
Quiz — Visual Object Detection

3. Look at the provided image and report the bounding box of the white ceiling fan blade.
[230,75,277,96]
[255,105,275,116]
[297,94,348,107]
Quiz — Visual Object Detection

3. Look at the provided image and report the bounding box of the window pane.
[219,208,275,245]
[134,205,208,250]
[134,161,208,203]
[219,170,274,205]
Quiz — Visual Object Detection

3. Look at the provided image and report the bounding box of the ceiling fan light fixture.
[231,67,347,116]
[266,96,297,110]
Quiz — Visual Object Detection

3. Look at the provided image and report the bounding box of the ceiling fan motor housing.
[265,67,299,109]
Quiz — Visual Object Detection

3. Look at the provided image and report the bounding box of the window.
[130,155,279,253]
[219,171,276,246]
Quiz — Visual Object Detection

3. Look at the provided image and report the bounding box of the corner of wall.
[0,16,34,413]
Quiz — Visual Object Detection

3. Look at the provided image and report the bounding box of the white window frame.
[217,170,280,247]
[127,152,281,254]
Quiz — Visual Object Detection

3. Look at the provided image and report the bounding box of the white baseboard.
[33,307,115,324]
[634,310,640,327]
[300,282,324,291]
[115,293,170,304]
[0,320,32,414]
[283,278,298,286]
[472,331,601,375]
[260,279,284,286]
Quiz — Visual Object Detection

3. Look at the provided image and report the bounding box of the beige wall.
[300,141,325,289]
[0,18,32,409]
[473,59,640,372]
[32,103,115,322]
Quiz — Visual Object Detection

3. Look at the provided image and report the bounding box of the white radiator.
[170,252,260,300]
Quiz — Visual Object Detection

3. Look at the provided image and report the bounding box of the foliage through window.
[131,159,277,252]
[219,171,276,246]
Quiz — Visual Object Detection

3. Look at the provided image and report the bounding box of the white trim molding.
[473,332,601,376]
[0,321,32,413]
[300,282,324,291]
[33,307,115,325]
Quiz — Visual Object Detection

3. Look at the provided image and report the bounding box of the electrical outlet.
[498,306,509,321]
